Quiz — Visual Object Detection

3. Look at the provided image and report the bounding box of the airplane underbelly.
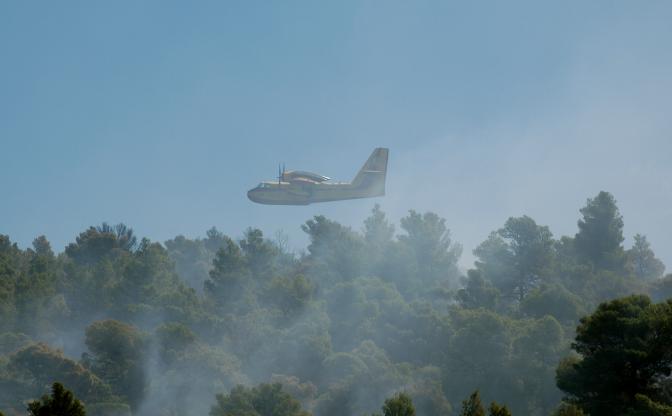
[249,184,382,205]
[308,186,370,203]
[254,188,311,205]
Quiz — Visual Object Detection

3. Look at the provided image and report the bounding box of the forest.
[1,191,671,416]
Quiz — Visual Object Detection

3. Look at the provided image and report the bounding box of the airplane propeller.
[277,163,286,184]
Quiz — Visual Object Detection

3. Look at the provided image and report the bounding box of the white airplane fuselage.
[247,181,381,205]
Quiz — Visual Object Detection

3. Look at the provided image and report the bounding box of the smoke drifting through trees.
[0,191,669,415]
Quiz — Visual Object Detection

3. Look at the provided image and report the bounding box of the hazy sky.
[2,2,671,269]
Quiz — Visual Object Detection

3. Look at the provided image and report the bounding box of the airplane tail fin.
[352,148,388,196]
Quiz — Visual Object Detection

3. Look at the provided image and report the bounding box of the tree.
[302,215,366,281]
[459,391,485,416]
[488,402,512,416]
[210,383,310,416]
[7,343,112,404]
[32,236,54,257]
[0,235,18,333]
[205,227,229,253]
[446,310,512,406]
[264,274,314,316]
[155,322,197,365]
[510,316,566,414]
[84,320,146,410]
[13,236,62,336]
[473,233,511,295]
[520,284,585,323]
[110,239,187,315]
[628,234,665,280]
[625,394,672,416]
[379,392,415,416]
[455,270,500,310]
[458,391,513,416]
[364,205,395,249]
[65,223,137,265]
[164,234,212,293]
[399,210,462,285]
[205,236,249,307]
[556,295,672,415]
[27,382,86,416]
[363,204,395,275]
[498,216,554,300]
[475,216,553,302]
[240,228,278,279]
[551,403,585,416]
[574,191,626,270]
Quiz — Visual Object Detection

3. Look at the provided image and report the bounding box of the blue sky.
[2,1,671,269]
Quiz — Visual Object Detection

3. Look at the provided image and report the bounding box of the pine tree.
[28,382,86,416]
[489,402,512,416]
[460,391,485,416]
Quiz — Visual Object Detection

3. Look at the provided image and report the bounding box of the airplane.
[247,148,388,205]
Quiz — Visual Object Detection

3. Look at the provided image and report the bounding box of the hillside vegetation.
[1,191,670,416]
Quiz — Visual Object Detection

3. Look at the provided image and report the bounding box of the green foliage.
[210,383,310,416]
[488,402,512,416]
[459,391,485,416]
[1,193,669,416]
[574,191,626,271]
[520,284,585,323]
[264,274,314,316]
[475,216,553,302]
[455,270,500,310]
[65,223,137,265]
[628,234,665,280]
[556,295,672,415]
[551,403,585,415]
[401,367,452,415]
[318,340,448,415]
[445,308,566,415]
[399,210,462,286]
[84,320,146,410]
[156,322,197,364]
[364,204,396,277]
[85,320,145,363]
[379,392,416,416]
[240,228,278,279]
[457,391,513,416]
[6,343,112,405]
[164,227,233,294]
[205,236,249,309]
[625,394,672,416]
[446,309,513,404]
[165,234,214,293]
[302,215,367,281]
[28,382,86,416]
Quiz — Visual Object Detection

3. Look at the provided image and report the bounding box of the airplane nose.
[247,189,259,202]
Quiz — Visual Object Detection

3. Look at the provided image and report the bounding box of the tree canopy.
[0,191,669,415]
[27,382,86,416]
[556,295,672,415]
